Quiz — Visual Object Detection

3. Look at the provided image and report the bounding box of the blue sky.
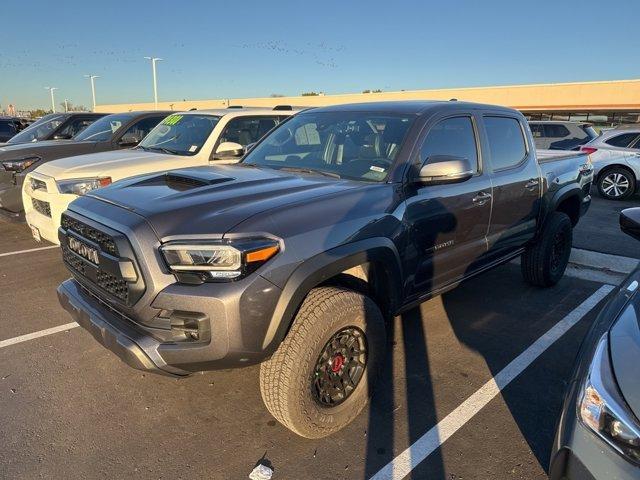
[1,0,639,110]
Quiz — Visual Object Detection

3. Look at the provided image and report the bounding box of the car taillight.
[581,147,598,155]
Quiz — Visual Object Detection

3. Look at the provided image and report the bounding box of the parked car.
[56,101,593,438]
[23,107,299,243]
[0,112,106,146]
[0,117,23,142]
[580,126,640,200]
[528,121,598,151]
[549,207,640,479]
[0,111,167,219]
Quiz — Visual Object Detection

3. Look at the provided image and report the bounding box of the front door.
[403,114,492,298]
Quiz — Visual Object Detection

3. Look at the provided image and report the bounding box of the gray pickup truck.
[56,101,593,438]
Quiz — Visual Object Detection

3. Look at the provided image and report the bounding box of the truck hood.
[34,149,174,179]
[0,139,78,159]
[80,164,365,239]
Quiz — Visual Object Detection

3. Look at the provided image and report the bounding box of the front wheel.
[259,286,386,438]
[598,167,635,200]
[521,211,573,287]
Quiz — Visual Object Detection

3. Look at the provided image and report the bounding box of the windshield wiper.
[138,145,181,155]
[277,166,341,179]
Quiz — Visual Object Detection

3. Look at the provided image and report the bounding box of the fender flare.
[542,183,583,225]
[260,237,403,351]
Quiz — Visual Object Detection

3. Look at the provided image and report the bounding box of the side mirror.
[620,208,640,241]
[214,141,245,159]
[119,134,141,147]
[416,155,474,185]
[53,133,72,140]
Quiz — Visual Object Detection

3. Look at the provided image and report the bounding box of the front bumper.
[0,170,23,214]
[58,279,190,377]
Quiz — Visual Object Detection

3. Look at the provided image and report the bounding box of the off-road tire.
[597,167,636,200]
[521,211,573,287]
[259,286,386,438]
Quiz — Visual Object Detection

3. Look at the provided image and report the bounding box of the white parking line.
[0,245,58,257]
[369,283,615,480]
[0,322,79,349]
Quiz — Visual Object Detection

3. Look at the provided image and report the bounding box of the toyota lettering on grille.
[68,237,100,265]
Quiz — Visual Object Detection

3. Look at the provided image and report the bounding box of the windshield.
[8,113,68,144]
[242,112,414,182]
[73,113,133,142]
[137,114,219,155]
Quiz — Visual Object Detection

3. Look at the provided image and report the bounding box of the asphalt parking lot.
[0,194,636,480]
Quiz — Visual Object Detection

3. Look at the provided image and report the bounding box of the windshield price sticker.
[162,115,183,126]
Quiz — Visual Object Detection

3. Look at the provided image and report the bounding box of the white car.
[23,107,300,244]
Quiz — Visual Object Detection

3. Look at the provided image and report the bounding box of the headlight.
[56,177,112,196]
[160,238,280,282]
[2,156,40,172]
[579,335,640,463]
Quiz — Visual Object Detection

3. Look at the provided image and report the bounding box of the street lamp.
[84,75,99,111]
[44,87,58,113]
[144,56,163,109]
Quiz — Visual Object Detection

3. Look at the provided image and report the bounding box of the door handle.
[472,191,492,206]
[525,179,540,190]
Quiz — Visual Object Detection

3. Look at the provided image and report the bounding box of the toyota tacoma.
[56,101,593,437]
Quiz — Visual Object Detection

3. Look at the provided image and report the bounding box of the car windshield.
[73,113,133,142]
[242,112,415,182]
[137,114,219,155]
[8,113,68,144]
[7,113,67,143]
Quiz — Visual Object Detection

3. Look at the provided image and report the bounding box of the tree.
[28,109,50,118]
[362,89,383,94]
[59,101,89,112]
[301,92,321,96]
[270,93,286,98]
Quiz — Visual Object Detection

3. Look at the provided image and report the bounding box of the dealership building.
[97,78,640,128]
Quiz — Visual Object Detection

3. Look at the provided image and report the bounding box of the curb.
[569,248,639,275]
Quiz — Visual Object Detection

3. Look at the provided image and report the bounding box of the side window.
[0,121,15,134]
[543,124,570,138]
[59,118,95,138]
[420,116,478,171]
[121,116,165,143]
[605,133,640,148]
[484,116,527,171]
[219,116,281,147]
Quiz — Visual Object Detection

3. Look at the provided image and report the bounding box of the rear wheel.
[598,167,635,200]
[521,212,573,287]
[259,286,386,438]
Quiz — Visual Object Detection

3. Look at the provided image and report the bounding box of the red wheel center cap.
[331,354,345,372]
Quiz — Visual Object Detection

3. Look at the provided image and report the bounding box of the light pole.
[84,75,99,111]
[44,87,58,113]
[144,57,162,109]
[64,99,69,112]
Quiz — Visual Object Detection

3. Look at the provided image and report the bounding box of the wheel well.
[597,164,637,186]
[555,195,581,227]
[320,262,397,318]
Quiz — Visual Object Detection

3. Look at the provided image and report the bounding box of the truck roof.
[307,100,519,115]
[174,107,306,118]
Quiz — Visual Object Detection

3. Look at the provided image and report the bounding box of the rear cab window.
[484,116,527,171]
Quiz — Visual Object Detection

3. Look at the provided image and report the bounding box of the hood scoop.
[137,169,234,191]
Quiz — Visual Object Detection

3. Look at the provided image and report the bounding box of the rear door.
[403,113,492,297]
[482,115,541,260]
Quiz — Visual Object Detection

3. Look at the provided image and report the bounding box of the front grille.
[30,178,47,192]
[96,270,129,303]
[61,214,119,256]
[62,246,86,275]
[32,198,51,217]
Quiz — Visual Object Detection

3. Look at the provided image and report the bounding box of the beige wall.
[95,79,640,113]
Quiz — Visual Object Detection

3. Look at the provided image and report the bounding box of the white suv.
[23,107,300,244]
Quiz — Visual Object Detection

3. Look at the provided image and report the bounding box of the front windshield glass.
[137,114,219,156]
[73,113,133,142]
[8,113,68,144]
[242,112,415,182]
